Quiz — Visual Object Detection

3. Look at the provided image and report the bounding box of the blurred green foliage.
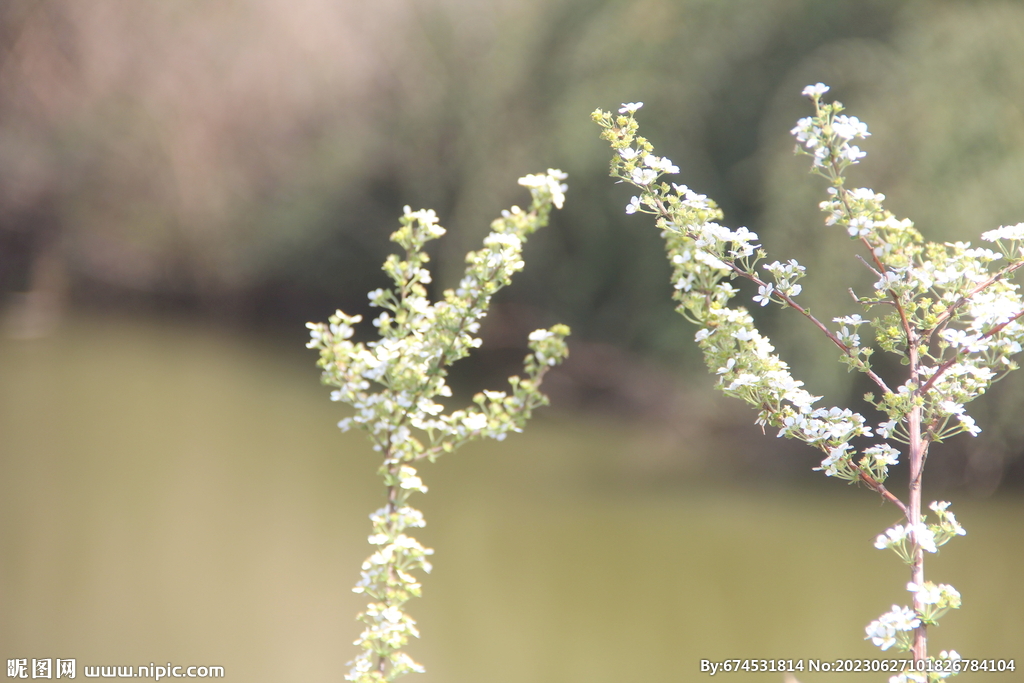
[2,0,1024,476]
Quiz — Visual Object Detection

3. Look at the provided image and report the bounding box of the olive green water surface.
[1,316,1020,682]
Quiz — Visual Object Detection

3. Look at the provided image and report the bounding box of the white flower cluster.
[865,605,920,651]
[308,172,570,682]
[518,168,568,210]
[865,580,961,660]
[595,83,1024,672]
[762,259,806,300]
[907,580,962,623]
[981,222,1024,245]
[791,84,869,168]
[593,101,883,487]
[874,521,938,561]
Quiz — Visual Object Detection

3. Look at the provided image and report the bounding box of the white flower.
[693,249,730,271]
[518,169,568,209]
[626,196,642,214]
[390,652,426,675]
[836,325,860,347]
[416,398,443,416]
[875,524,907,550]
[753,282,774,306]
[390,425,411,445]
[937,400,964,416]
[791,117,820,146]
[848,216,872,237]
[832,115,870,140]
[907,581,940,604]
[753,282,774,305]
[956,412,981,436]
[716,358,736,375]
[619,102,643,114]
[843,145,866,162]
[877,419,898,439]
[619,147,638,161]
[910,523,938,553]
[812,145,829,166]
[865,617,896,650]
[631,168,659,185]
[888,605,921,631]
[731,328,756,342]
[938,584,961,607]
[727,373,760,390]
[802,83,830,98]
[397,465,427,492]
[643,154,679,174]
[981,222,1024,242]
[865,444,899,466]
[819,443,851,476]
[462,412,488,431]
[850,187,882,201]
[874,270,901,291]
[865,605,918,651]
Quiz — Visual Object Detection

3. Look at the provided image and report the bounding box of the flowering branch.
[594,85,1024,681]
[307,170,570,682]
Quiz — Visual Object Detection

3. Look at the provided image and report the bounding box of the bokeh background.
[2,1,1023,681]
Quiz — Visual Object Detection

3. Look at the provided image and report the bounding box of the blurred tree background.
[3,0,1024,490]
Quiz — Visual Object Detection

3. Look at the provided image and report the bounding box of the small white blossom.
[981,222,1024,242]
[631,167,659,185]
[802,83,830,98]
[910,523,938,553]
[397,465,427,492]
[462,412,488,431]
[874,270,902,291]
[727,373,761,390]
[753,282,774,306]
[907,581,941,605]
[518,169,568,209]
[731,328,756,342]
[848,216,872,237]
[956,412,981,436]
[875,524,907,550]
[865,617,897,651]
[834,314,866,326]
[643,154,679,174]
[865,444,900,466]
[832,115,870,140]
[865,605,919,651]
[792,117,820,147]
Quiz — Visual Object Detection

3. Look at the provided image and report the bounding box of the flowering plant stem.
[307,170,570,682]
[594,87,1024,681]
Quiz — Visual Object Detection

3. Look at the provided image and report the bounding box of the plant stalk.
[907,339,927,662]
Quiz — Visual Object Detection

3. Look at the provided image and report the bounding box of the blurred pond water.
[1,315,1021,682]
